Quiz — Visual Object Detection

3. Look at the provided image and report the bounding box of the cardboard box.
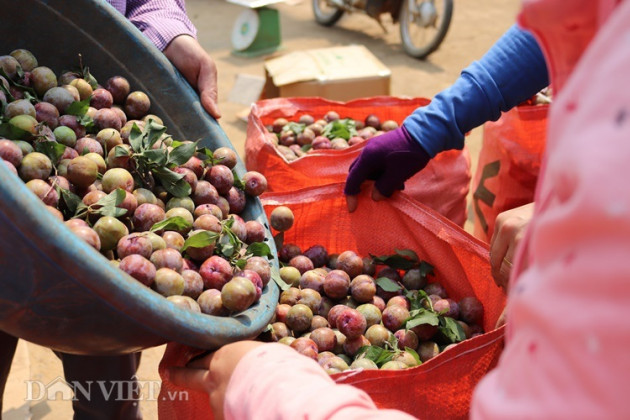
[262,45,391,101]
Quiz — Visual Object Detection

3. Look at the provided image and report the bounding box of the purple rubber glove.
[344,125,431,212]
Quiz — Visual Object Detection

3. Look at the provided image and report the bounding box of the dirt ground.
[2,0,519,418]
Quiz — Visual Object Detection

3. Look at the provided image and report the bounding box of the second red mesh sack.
[158,183,506,420]
[245,96,471,226]
[471,103,548,242]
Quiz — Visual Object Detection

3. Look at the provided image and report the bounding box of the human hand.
[489,202,535,291]
[163,35,221,119]
[344,126,431,212]
[167,340,264,420]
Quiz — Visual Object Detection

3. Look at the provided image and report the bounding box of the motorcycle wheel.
[399,0,453,59]
[312,0,345,26]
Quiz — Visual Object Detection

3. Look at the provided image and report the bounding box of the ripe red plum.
[424,282,448,298]
[213,147,237,169]
[279,243,301,262]
[336,308,367,339]
[343,335,370,357]
[394,329,419,351]
[459,296,484,325]
[303,244,328,268]
[242,171,267,196]
[133,203,165,232]
[117,234,153,259]
[124,91,151,119]
[119,254,156,286]
[290,337,318,360]
[0,140,23,167]
[336,250,363,279]
[150,248,183,272]
[323,270,350,300]
[244,256,271,286]
[106,76,130,104]
[205,164,233,195]
[382,305,410,332]
[199,255,233,290]
[181,270,204,299]
[310,327,337,352]
[299,269,324,292]
[350,275,376,303]
[34,102,59,128]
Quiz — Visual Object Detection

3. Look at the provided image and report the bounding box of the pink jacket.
[224,0,630,418]
[472,0,630,418]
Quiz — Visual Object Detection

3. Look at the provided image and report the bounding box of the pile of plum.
[0,49,273,316]
[267,112,399,162]
[261,206,485,373]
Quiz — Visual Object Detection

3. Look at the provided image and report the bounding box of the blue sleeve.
[402,24,549,157]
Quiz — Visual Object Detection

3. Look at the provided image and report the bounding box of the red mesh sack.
[245,96,471,226]
[471,104,548,242]
[158,183,505,420]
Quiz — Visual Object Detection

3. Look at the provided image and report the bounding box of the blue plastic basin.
[0,0,279,355]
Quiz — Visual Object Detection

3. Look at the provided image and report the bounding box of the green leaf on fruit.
[405,308,440,329]
[271,266,291,291]
[219,234,235,258]
[150,216,192,233]
[143,119,168,150]
[301,144,313,153]
[371,253,417,271]
[142,149,168,167]
[57,187,83,219]
[404,347,422,366]
[182,230,219,251]
[128,123,144,153]
[153,166,191,198]
[418,260,434,277]
[322,118,357,140]
[114,145,130,157]
[34,141,66,165]
[395,249,419,262]
[439,316,466,343]
[196,146,215,163]
[0,68,38,99]
[356,345,394,367]
[95,188,128,218]
[406,289,431,311]
[246,242,273,258]
[66,99,91,117]
[232,169,245,190]
[0,122,30,140]
[375,277,403,292]
[281,122,305,135]
[168,141,198,166]
[235,259,248,270]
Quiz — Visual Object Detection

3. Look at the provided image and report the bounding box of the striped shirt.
[106,0,197,51]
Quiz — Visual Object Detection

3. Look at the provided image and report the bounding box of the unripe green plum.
[19,152,52,181]
[221,276,257,313]
[66,156,98,187]
[10,49,37,72]
[31,66,57,96]
[154,268,185,296]
[93,216,129,251]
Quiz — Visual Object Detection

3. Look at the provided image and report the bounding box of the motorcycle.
[312,0,453,59]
